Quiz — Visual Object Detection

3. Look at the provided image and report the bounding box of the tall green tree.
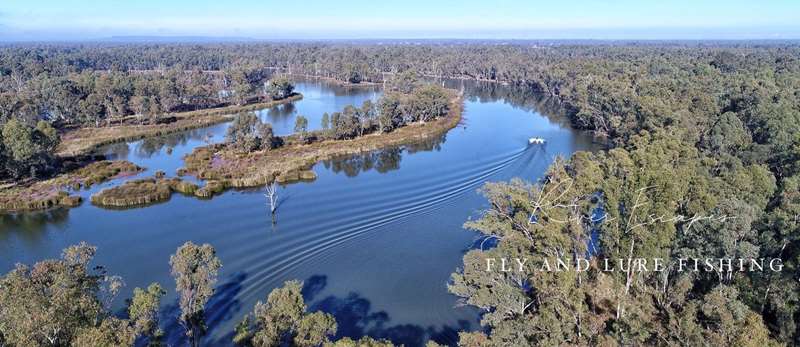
[1,118,59,178]
[170,241,222,347]
[294,115,309,142]
[233,280,337,347]
[129,283,166,346]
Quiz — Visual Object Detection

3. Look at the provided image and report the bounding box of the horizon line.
[3,36,800,44]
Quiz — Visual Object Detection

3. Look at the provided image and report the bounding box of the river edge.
[56,94,304,157]
[0,160,144,212]
[88,94,465,208]
[0,95,303,213]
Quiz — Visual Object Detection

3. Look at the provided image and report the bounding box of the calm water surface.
[0,79,596,346]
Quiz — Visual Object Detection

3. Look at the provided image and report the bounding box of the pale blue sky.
[1,0,799,40]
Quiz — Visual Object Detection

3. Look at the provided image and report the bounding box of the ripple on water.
[1,79,599,347]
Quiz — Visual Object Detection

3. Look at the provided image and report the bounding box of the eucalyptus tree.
[358,99,376,136]
[233,280,337,347]
[129,283,167,346]
[1,118,59,179]
[0,242,146,346]
[267,76,295,100]
[170,241,222,347]
[377,93,403,132]
[294,115,309,142]
[321,112,330,131]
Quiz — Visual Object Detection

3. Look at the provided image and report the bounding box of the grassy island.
[90,176,201,208]
[0,160,143,212]
[56,94,303,157]
[181,90,463,197]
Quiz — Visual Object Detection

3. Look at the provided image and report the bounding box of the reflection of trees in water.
[102,127,214,159]
[138,128,212,156]
[323,147,402,177]
[262,103,296,121]
[301,274,472,346]
[405,132,447,154]
[437,78,573,127]
[291,76,380,98]
[103,142,131,160]
[330,86,380,98]
[0,208,70,237]
[322,132,447,177]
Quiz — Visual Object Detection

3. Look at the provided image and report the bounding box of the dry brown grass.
[0,160,143,212]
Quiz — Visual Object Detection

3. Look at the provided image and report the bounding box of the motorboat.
[528,137,546,145]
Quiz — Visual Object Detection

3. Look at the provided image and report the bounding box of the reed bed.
[90,177,201,208]
[0,160,143,212]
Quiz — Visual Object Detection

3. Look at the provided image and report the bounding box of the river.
[0,78,597,346]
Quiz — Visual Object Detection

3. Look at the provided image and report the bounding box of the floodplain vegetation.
[181,81,459,198]
[1,42,799,345]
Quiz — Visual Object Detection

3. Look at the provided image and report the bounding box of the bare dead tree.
[265,183,278,219]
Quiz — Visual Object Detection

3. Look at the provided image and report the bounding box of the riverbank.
[56,94,303,157]
[180,94,463,196]
[0,160,143,212]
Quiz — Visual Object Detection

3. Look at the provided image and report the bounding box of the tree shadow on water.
[304,275,473,347]
[161,272,248,346]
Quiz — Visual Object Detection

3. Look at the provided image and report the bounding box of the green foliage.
[324,336,395,347]
[2,118,37,162]
[0,118,59,179]
[72,317,136,347]
[294,115,309,141]
[451,124,792,344]
[0,242,146,346]
[387,70,420,94]
[330,109,358,140]
[0,243,385,347]
[234,280,338,347]
[129,283,166,345]
[267,76,295,100]
[2,41,800,345]
[170,241,222,347]
[321,112,330,130]
[0,242,105,346]
[324,84,449,139]
[358,100,376,136]
[407,85,449,122]
[377,93,403,133]
[226,113,277,152]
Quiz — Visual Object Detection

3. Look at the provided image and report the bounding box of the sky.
[1,0,799,41]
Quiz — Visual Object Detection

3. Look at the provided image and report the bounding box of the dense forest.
[1,41,799,345]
